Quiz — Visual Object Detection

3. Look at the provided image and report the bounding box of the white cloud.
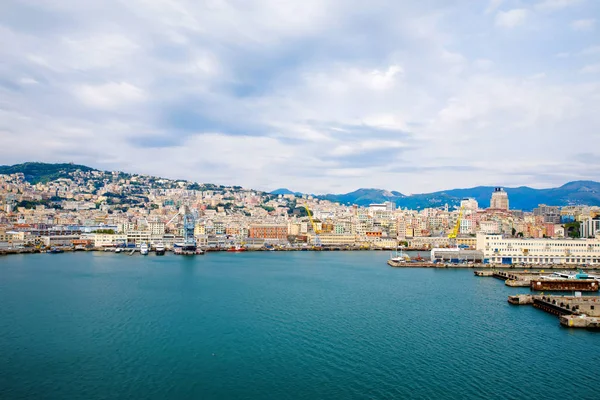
[74,82,146,109]
[495,9,528,28]
[571,19,595,31]
[580,64,600,73]
[485,0,504,15]
[536,0,584,11]
[1,0,600,193]
[581,45,600,55]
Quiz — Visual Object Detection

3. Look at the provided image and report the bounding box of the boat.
[115,248,122,254]
[389,249,410,263]
[227,245,247,252]
[46,247,64,254]
[174,242,203,255]
[140,243,149,255]
[540,270,599,280]
[155,243,166,256]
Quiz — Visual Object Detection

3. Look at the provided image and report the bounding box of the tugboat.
[227,245,247,253]
[155,243,166,256]
[140,243,149,255]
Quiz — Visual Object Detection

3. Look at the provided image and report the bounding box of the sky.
[0,0,599,195]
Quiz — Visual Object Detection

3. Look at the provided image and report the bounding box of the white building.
[460,198,478,211]
[476,233,600,265]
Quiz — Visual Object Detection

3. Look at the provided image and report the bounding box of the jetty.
[509,294,600,329]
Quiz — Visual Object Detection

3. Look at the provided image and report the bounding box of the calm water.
[1,252,598,399]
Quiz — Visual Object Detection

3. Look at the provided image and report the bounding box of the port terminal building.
[476,233,600,265]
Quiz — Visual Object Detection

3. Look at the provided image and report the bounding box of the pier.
[509,294,600,329]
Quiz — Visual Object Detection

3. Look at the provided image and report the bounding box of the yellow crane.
[448,206,465,240]
[303,204,322,246]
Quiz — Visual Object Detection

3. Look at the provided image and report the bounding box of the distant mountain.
[271,188,303,196]
[320,188,405,206]
[318,181,600,211]
[0,162,97,184]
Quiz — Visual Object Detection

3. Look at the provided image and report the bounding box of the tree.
[564,222,580,238]
[511,227,516,237]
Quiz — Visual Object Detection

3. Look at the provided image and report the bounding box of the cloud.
[580,64,600,73]
[571,19,595,31]
[535,0,584,11]
[495,9,528,28]
[485,0,504,15]
[581,45,600,55]
[74,82,146,109]
[1,0,600,194]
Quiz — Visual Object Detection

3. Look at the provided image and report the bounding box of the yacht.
[140,243,149,255]
[389,249,410,263]
[155,243,166,256]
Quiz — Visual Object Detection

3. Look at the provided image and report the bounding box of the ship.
[227,245,247,253]
[174,243,204,255]
[140,243,149,255]
[155,243,166,256]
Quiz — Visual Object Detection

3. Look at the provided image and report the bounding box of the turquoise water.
[1,252,598,399]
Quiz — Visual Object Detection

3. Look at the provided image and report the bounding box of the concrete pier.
[510,294,600,329]
[508,294,533,305]
[560,315,600,329]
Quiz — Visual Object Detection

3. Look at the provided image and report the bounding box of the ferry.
[140,243,149,255]
[155,243,166,256]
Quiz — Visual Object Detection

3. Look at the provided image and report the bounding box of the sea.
[1,251,598,400]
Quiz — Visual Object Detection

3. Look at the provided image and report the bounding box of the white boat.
[389,249,410,263]
[115,248,122,254]
[140,243,149,255]
[155,243,166,256]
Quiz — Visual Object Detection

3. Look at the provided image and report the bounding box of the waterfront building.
[476,233,600,265]
[249,224,288,240]
[490,188,509,210]
[310,233,357,246]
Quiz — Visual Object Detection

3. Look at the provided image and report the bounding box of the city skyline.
[1,1,600,193]
[2,160,600,202]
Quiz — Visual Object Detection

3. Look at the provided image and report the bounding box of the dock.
[508,294,600,329]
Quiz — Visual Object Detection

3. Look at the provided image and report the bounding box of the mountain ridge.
[2,163,600,211]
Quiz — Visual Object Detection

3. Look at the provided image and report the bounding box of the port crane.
[447,205,464,240]
[166,205,197,247]
[302,204,322,246]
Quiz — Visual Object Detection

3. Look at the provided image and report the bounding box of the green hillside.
[0,162,96,184]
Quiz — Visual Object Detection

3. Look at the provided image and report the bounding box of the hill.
[0,162,97,184]
[318,181,600,210]
[320,188,405,206]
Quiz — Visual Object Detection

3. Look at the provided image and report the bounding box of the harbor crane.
[302,204,322,247]
[167,205,197,247]
[447,206,465,241]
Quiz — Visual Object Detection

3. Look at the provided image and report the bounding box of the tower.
[490,188,509,210]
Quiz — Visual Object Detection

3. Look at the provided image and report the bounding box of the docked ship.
[155,243,166,256]
[140,243,149,255]
[227,245,247,253]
